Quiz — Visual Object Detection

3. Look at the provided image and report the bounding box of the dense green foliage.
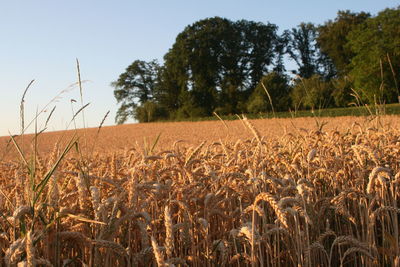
[112,60,161,123]
[160,17,281,119]
[113,7,400,123]
[284,23,334,79]
[247,72,290,113]
[291,75,334,110]
[347,8,400,104]
[317,11,370,76]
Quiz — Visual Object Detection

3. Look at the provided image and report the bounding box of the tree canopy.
[160,17,281,118]
[113,7,400,123]
[112,60,160,123]
[347,7,400,104]
[317,10,370,76]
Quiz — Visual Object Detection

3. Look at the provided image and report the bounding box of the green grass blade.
[150,132,162,154]
[33,135,77,205]
[8,132,31,174]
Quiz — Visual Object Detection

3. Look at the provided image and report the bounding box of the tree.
[161,17,279,117]
[317,10,370,76]
[284,23,334,79]
[247,72,290,113]
[160,17,228,117]
[284,23,319,78]
[347,7,400,104]
[235,20,280,91]
[112,60,160,124]
[217,20,280,114]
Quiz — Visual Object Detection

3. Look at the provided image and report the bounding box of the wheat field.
[1,115,400,266]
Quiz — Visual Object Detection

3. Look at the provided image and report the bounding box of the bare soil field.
[0,115,400,266]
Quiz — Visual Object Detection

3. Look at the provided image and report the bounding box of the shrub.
[291,74,334,110]
[247,72,290,113]
[135,101,167,122]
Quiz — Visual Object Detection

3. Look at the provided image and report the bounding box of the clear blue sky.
[0,1,397,136]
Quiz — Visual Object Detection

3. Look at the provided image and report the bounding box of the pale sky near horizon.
[0,1,397,137]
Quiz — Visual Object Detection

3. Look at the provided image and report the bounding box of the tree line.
[113,7,400,123]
